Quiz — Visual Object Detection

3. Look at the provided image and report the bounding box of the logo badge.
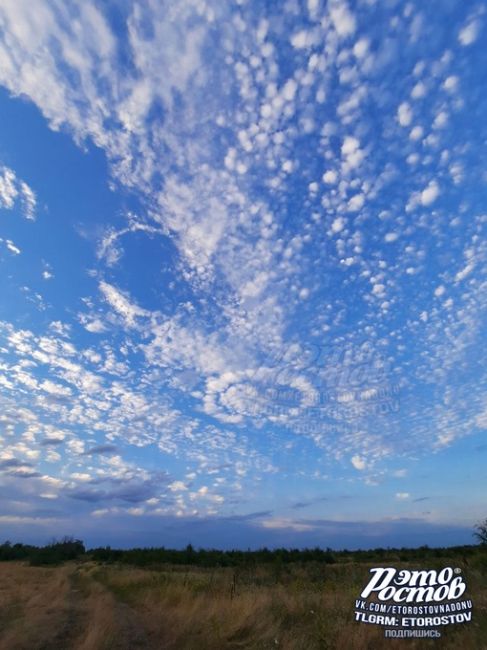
[355,567,473,639]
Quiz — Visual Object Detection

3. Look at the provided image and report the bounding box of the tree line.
[0,537,484,567]
[0,536,85,565]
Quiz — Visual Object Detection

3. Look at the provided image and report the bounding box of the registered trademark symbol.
[454,568,461,574]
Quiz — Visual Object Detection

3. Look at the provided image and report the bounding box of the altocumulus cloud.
[0,0,485,547]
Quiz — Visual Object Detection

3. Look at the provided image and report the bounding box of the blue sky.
[0,0,486,550]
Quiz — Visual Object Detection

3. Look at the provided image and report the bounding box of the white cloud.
[449,163,463,185]
[347,194,364,212]
[341,136,365,170]
[70,472,92,482]
[322,170,337,184]
[282,79,298,101]
[353,38,369,59]
[0,165,36,219]
[4,239,21,255]
[397,102,412,127]
[395,492,410,500]
[420,181,440,206]
[99,281,149,327]
[260,517,315,532]
[351,455,366,470]
[443,76,459,92]
[411,82,426,99]
[168,481,187,492]
[409,126,423,141]
[84,319,107,334]
[0,167,17,209]
[307,0,320,18]
[331,216,345,233]
[330,3,356,38]
[434,285,446,297]
[40,379,71,396]
[342,136,360,155]
[459,19,480,46]
[455,263,474,283]
[290,29,315,49]
[433,112,448,129]
[20,181,37,219]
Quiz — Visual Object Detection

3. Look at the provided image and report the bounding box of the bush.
[474,519,487,545]
[29,537,85,566]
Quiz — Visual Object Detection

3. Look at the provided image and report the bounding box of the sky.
[0,0,486,550]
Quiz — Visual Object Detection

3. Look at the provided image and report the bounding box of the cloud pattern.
[0,0,485,544]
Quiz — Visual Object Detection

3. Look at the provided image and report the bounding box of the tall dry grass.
[0,555,485,649]
[90,556,487,649]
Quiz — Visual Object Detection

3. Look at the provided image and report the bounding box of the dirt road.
[0,563,150,650]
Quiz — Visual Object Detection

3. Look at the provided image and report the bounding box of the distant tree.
[29,536,85,566]
[474,519,487,545]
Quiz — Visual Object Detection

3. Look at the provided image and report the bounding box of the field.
[0,553,486,649]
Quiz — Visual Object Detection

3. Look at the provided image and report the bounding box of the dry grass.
[0,556,485,649]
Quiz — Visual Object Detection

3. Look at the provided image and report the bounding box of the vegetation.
[474,518,487,545]
[0,532,485,648]
[0,536,85,566]
[0,538,483,568]
[0,529,484,646]
[0,548,485,649]
[89,543,336,567]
